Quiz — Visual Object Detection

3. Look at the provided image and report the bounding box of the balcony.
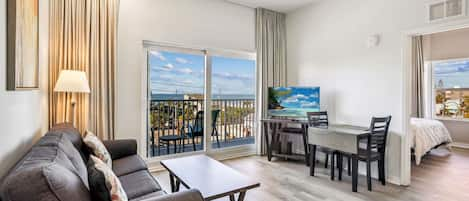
[148,99,256,157]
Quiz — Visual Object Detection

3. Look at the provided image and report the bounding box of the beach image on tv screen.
[268,87,320,117]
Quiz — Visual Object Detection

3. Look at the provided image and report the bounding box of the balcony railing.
[148,99,256,157]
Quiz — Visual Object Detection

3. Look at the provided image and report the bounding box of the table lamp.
[54,70,90,124]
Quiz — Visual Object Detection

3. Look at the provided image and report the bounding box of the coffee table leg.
[175,180,181,192]
[169,173,175,193]
[238,191,246,201]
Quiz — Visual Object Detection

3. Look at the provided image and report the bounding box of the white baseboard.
[450,142,469,149]
[387,176,401,186]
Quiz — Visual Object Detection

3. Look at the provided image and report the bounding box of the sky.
[434,59,469,89]
[150,50,255,95]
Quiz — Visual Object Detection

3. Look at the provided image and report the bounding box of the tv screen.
[268,86,320,117]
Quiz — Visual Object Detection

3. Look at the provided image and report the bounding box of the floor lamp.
[54,70,90,125]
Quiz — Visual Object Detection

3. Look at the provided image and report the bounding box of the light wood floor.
[154,147,469,201]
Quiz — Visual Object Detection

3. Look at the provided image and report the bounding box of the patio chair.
[187,110,221,151]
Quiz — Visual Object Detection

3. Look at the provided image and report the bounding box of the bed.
[410,118,453,165]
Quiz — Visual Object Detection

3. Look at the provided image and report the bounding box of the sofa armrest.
[140,190,204,201]
[103,139,137,160]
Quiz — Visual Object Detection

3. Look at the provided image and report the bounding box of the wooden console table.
[261,118,310,166]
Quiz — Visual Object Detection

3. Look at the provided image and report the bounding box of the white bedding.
[410,118,453,165]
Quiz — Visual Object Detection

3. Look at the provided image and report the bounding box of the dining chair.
[307,111,339,178]
[339,116,392,191]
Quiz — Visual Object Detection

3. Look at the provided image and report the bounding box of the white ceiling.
[225,0,320,13]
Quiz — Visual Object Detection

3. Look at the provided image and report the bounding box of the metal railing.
[148,99,255,156]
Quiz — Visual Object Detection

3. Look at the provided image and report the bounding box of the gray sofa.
[0,123,203,201]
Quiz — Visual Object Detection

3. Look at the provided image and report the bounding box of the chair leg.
[352,156,358,192]
[214,128,220,148]
[310,145,317,176]
[347,156,351,176]
[157,140,161,156]
[379,157,386,185]
[192,137,196,151]
[166,142,170,155]
[338,153,343,181]
[330,153,335,180]
[366,160,372,191]
[182,138,185,152]
[325,153,329,168]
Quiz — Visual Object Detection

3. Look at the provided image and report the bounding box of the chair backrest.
[212,109,220,127]
[193,110,204,135]
[307,111,329,127]
[368,116,392,153]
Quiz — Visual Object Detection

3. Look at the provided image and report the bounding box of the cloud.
[213,72,252,81]
[163,63,174,69]
[150,51,166,61]
[310,93,319,98]
[152,74,175,82]
[283,97,299,103]
[290,94,308,100]
[152,63,174,72]
[434,60,469,75]
[175,57,190,64]
[301,101,318,108]
[181,80,193,84]
[175,68,193,74]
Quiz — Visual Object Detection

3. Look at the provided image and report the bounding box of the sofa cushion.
[50,123,83,150]
[50,123,90,162]
[0,146,91,201]
[36,133,89,188]
[129,191,166,201]
[84,131,113,168]
[113,155,148,177]
[88,156,128,201]
[119,171,162,199]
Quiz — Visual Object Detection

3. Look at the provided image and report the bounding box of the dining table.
[308,124,370,192]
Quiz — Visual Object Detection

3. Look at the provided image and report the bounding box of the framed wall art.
[6,0,39,90]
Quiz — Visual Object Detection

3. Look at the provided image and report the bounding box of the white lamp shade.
[54,70,90,93]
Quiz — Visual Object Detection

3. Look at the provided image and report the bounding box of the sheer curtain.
[256,8,287,153]
[411,35,425,118]
[49,0,118,139]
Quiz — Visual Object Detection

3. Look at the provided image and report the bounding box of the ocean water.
[151,93,255,100]
[268,108,320,118]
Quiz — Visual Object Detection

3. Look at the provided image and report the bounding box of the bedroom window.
[431,58,469,120]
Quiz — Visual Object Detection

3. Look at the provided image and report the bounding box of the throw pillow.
[84,131,113,168]
[88,155,128,201]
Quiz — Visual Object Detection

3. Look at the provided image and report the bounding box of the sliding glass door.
[210,54,256,150]
[146,44,257,158]
[147,47,206,157]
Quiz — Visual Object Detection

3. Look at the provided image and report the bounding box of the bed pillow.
[84,131,113,168]
[88,155,128,201]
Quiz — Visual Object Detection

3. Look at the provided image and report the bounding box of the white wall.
[117,0,255,153]
[0,0,49,179]
[286,0,469,184]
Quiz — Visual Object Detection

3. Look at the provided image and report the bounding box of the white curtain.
[256,8,287,154]
[49,0,119,139]
[411,35,425,118]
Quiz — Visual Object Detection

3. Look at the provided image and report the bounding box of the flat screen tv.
[268,86,320,118]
